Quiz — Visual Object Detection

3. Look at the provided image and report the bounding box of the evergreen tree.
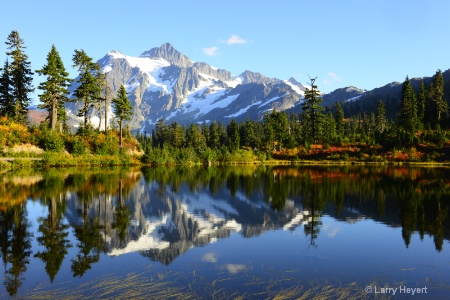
[375,100,387,134]
[168,121,185,149]
[334,102,345,140]
[425,70,447,128]
[263,111,276,150]
[302,77,324,143]
[226,119,240,152]
[323,111,336,144]
[242,116,257,149]
[397,76,418,133]
[0,60,13,116]
[154,118,168,148]
[186,123,207,153]
[208,121,220,149]
[417,81,426,127]
[266,110,289,151]
[217,122,228,148]
[36,45,72,131]
[5,31,34,124]
[72,49,102,128]
[112,85,133,147]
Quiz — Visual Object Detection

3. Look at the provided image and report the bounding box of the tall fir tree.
[242,116,257,149]
[375,99,387,134]
[417,81,426,128]
[265,110,289,151]
[36,45,72,131]
[112,85,133,147]
[0,60,13,116]
[397,76,418,133]
[168,122,185,149]
[186,123,207,153]
[302,77,324,144]
[425,70,447,128]
[154,118,168,148]
[72,49,102,128]
[323,111,337,144]
[226,119,240,152]
[208,121,220,149]
[334,102,345,139]
[263,111,276,150]
[5,30,34,124]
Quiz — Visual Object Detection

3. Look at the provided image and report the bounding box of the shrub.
[94,134,120,156]
[38,130,65,152]
[66,136,89,156]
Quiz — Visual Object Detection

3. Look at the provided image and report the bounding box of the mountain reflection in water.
[0,165,449,297]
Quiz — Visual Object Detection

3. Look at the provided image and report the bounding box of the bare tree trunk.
[119,119,123,147]
[104,73,110,133]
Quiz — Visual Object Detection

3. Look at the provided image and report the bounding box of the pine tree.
[417,81,426,128]
[226,119,240,152]
[397,76,418,133]
[242,116,257,149]
[186,123,207,153]
[375,100,387,134]
[0,60,13,116]
[217,122,228,147]
[263,111,276,150]
[425,70,447,128]
[334,102,345,139]
[72,49,102,128]
[112,85,133,147]
[36,45,72,131]
[208,121,220,149]
[265,110,289,151]
[302,77,324,143]
[5,31,34,124]
[155,118,168,148]
[323,111,336,144]
[168,122,185,149]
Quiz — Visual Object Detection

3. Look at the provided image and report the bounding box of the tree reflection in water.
[0,166,449,296]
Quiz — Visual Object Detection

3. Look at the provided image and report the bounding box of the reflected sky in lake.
[1,166,450,298]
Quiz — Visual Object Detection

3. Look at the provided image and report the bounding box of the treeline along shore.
[1,31,450,168]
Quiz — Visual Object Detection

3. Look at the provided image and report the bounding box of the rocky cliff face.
[66,43,305,132]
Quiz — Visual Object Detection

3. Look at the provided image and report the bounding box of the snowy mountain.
[66,43,305,132]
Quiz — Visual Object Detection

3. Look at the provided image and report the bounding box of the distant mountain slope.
[329,70,450,120]
[66,43,305,132]
[62,43,450,131]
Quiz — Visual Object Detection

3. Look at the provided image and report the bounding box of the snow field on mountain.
[107,52,174,94]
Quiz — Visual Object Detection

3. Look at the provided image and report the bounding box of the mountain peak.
[240,70,282,85]
[140,43,193,68]
[287,77,300,85]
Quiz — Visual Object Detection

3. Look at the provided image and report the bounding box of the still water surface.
[0,166,450,299]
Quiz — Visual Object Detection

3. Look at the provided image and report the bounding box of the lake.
[0,165,449,299]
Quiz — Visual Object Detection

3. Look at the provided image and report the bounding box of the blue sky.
[1,0,449,104]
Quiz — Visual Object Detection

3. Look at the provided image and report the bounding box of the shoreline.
[1,155,450,170]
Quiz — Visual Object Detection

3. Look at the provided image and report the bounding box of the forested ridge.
[1,30,449,165]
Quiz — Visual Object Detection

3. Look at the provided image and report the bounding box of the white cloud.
[202,253,217,263]
[225,264,247,274]
[203,46,218,56]
[323,72,342,85]
[322,224,342,238]
[226,35,247,45]
[328,72,342,82]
